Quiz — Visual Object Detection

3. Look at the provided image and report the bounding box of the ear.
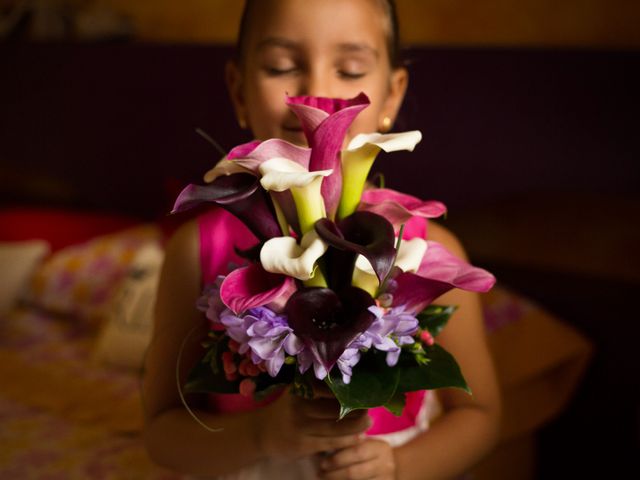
[225,60,248,129]
[382,67,409,127]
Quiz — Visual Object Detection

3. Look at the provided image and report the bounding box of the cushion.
[93,243,164,370]
[23,225,161,324]
[0,240,50,316]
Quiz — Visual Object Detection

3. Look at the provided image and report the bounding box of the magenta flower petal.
[228,138,312,172]
[392,241,496,313]
[286,93,370,217]
[285,286,375,375]
[220,263,296,314]
[359,188,447,225]
[227,140,262,161]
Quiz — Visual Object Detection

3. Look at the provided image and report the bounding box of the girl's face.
[227,0,408,146]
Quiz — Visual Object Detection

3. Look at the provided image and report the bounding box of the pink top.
[198,207,428,435]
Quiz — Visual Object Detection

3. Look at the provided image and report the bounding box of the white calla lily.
[338,130,423,219]
[352,237,428,296]
[260,230,328,283]
[259,157,332,234]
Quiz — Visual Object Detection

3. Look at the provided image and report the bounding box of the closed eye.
[264,66,299,76]
[338,70,367,80]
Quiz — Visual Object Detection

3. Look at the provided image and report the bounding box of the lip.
[281,126,307,147]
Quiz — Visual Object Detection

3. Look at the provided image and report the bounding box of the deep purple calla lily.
[359,188,447,226]
[315,211,396,289]
[285,286,376,376]
[391,241,496,314]
[172,173,281,241]
[220,262,297,315]
[286,93,370,217]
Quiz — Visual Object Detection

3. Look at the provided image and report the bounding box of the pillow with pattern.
[22,225,162,325]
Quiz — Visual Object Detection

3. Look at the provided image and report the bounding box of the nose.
[298,68,332,98]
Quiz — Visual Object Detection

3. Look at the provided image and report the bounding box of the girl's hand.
[256,385,371,460]
[318,438,396,480]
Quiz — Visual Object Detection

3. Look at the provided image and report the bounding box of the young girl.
[142,1,501,478]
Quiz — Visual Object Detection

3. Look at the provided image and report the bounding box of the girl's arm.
[142,220,368,477]
[394,223,502,479]
[319,224,501,480]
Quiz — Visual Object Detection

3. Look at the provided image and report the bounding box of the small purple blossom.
[363,304,419,367]
[336,347,361,384]
[197,276,227,325]
[219,306,303,377]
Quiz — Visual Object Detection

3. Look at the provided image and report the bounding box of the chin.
[281,130,308,147]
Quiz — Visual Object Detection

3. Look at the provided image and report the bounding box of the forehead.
[243,0,389,55]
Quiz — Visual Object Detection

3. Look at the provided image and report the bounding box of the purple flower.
[336,347,361,384]
[362,304,419,367]
[297,345,361,384]
[197,276,227,325]
[219,306,303,377]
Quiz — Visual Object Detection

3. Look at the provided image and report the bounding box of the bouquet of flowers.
[172,93,495,419]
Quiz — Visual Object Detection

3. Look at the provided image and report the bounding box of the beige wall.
[95,0,640,47]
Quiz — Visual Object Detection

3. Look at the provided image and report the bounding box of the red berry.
[239,378,256,397]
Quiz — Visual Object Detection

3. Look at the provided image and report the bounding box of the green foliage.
[417,305,457,337]
[326,350,400,419]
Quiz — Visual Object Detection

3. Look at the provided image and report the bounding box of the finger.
[302,415,371,437]
[318,459,379,480]
[295,397,341,419]
[311,379,335,398]
[297,398,370,422]
[302,433,361,455]
[320,442,377,470]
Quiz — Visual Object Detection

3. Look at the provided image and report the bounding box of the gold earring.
[238,115,247,129]
[380,116,392,132]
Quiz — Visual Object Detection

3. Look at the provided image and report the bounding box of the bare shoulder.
[427,221,468,260]
[164,219,200,267]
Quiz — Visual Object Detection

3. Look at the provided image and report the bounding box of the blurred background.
[1,1,639,478]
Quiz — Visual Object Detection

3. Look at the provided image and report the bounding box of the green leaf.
[417,305,457,337]
[397,344,471,394]
[383,391,406,416]
[326,350,400,419]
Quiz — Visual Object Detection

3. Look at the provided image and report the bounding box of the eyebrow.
[336,43,380,59]
[256,37,379,58]
[256,37,298,51]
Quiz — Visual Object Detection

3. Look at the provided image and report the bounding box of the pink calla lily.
[391,241,496,314]
[227,138,311,172]
[359,188,447,227]
[287,93,370,218]
[220,262,297,315]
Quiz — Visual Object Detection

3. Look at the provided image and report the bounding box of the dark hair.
[236,0,402,68]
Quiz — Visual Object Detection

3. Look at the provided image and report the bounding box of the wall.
[94,0,640,47]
